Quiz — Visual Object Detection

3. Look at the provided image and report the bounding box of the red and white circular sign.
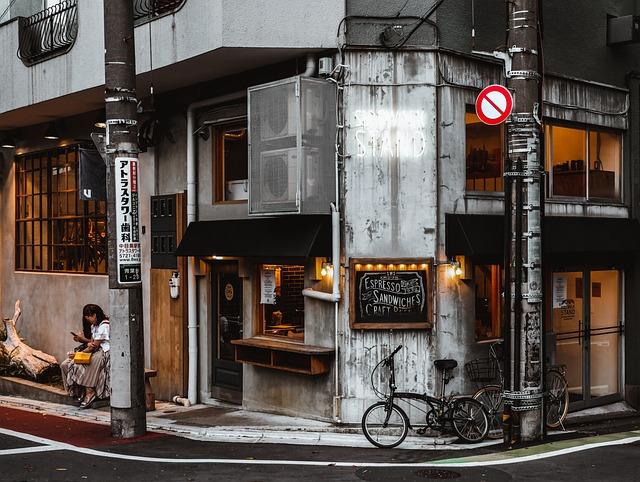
[475,84,513,125]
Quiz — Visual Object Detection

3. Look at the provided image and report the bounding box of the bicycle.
[467,341,569,439]
[361,345,489,449]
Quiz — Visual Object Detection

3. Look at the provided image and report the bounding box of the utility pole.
[502,0,544,444]
[104,0,146,438]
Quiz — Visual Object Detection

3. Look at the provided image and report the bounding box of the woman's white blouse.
[91,321,110,352]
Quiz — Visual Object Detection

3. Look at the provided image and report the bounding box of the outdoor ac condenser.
[248,76,336,215]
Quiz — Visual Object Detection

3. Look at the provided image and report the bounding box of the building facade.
[0,0,639,423]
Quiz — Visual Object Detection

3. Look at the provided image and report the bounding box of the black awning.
[446,214,640,260]
[175,215,331,258]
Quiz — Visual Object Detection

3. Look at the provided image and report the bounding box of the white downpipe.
[301,54,316,77]
[186,91,245,406]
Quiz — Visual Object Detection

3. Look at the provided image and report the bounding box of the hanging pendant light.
[0,132,16,148]
[44,122,60,140]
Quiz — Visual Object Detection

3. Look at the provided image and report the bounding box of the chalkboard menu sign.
[350,258,432,329]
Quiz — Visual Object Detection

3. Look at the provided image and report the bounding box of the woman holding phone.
[60,304,111,408]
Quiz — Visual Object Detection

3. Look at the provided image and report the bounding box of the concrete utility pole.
[502,0,544,444]
[104,0,147,438]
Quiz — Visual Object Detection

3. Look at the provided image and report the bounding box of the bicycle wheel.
[472,385,504,439]
[451,397,489,443]
[546,369,569,429]
[361,401,409,448]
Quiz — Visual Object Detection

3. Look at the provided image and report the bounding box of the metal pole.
[104,0,146,438]
[503,0,543,443]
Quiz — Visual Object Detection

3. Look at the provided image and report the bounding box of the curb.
[0,395,502,450]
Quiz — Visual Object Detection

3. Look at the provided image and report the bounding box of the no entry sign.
[475,84,513,125]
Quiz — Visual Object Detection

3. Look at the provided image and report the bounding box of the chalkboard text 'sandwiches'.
[350,259,433,329]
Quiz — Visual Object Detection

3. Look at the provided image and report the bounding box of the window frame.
[473,263,503,342]
[212,121,249,205]
[545,122,623,203]
[255,262,306,342]
[464,106,505,194]
[14,145,108,274]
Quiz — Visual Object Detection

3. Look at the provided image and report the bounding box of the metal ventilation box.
[607,15,640,45]
[248,76,336,215]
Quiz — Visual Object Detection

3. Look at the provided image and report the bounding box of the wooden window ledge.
[231,337,334,375]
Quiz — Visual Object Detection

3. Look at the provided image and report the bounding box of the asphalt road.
[1,406,640,481]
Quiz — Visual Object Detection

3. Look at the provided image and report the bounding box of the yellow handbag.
[73,352,92,364]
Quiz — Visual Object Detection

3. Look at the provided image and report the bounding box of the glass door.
[211,262,243,402]
[552,271,584,403]
[588,270,621,400]
[550,269,622,409]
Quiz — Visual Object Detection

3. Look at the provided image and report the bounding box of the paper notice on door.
[261,268,276,304]
[553,275,567,308]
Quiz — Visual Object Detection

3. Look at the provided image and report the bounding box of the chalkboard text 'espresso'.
[356,270,427,324]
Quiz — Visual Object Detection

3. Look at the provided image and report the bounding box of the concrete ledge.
[0,376,75,406]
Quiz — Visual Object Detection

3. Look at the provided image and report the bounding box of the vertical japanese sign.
[115,157,142,284]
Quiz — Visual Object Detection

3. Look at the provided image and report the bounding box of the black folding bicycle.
[362,345,489,448]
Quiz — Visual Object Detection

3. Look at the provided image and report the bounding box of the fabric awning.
[175,215,331,258]
[446,214,640,260]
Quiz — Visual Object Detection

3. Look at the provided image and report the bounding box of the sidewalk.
[0,387,637,450]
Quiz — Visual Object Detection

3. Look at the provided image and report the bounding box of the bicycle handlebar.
[390,344,403,357]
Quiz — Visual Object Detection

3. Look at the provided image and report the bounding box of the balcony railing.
[133,0,186,26]
[17,0,78,67]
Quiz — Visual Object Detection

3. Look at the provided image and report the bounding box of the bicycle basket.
[465,357,499,383]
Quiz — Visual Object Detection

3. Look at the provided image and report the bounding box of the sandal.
[79,394,97,409]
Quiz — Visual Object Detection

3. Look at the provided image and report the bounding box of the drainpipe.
[301,54,316,77]
[185,91,245,406]
[301,79,343,420]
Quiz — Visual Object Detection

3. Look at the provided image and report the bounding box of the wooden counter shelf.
[231,337,334,375]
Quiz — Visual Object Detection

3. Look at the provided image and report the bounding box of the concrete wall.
[0,112,154,367]
[0,0,345,117]
[339,51,439,422]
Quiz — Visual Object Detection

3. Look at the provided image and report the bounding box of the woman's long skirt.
[65,349,111,399]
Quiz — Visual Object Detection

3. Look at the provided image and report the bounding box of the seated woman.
[60,304,111,408]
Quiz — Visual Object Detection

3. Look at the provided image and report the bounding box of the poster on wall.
[115,157,141,285]
[261,268,276,304]
[552,275,567,308]
[350,259,432,329]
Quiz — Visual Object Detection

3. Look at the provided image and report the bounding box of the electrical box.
[248,76,336,215]
[607,15,640,45]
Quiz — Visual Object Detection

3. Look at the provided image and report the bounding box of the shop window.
[465,110,503,192]
[546,124,621,201]
[259,264,304,340]
[474,264,502,341]
[214,123,248,203]
[15,146,107,273]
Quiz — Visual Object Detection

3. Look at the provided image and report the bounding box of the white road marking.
[0,445,65,456]
[0,426,638,468]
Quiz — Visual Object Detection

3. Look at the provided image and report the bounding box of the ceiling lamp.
[94,111,106,129]
[44,122,60,140]
[0,133,16,148]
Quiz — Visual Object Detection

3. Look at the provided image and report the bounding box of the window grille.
[15,146,107,274]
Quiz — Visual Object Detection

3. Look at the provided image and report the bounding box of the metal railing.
[133,0,186,26]
[17,0,78,67]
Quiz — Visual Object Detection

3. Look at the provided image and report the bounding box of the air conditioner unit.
[260,148,298,205]
[248,75,337,215]
[259,86,298,141]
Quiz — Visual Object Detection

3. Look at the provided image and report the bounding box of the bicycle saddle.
[434,359,457,370]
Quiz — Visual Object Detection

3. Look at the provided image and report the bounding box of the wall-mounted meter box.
[607,15,640,45]
[248,76,336,215]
